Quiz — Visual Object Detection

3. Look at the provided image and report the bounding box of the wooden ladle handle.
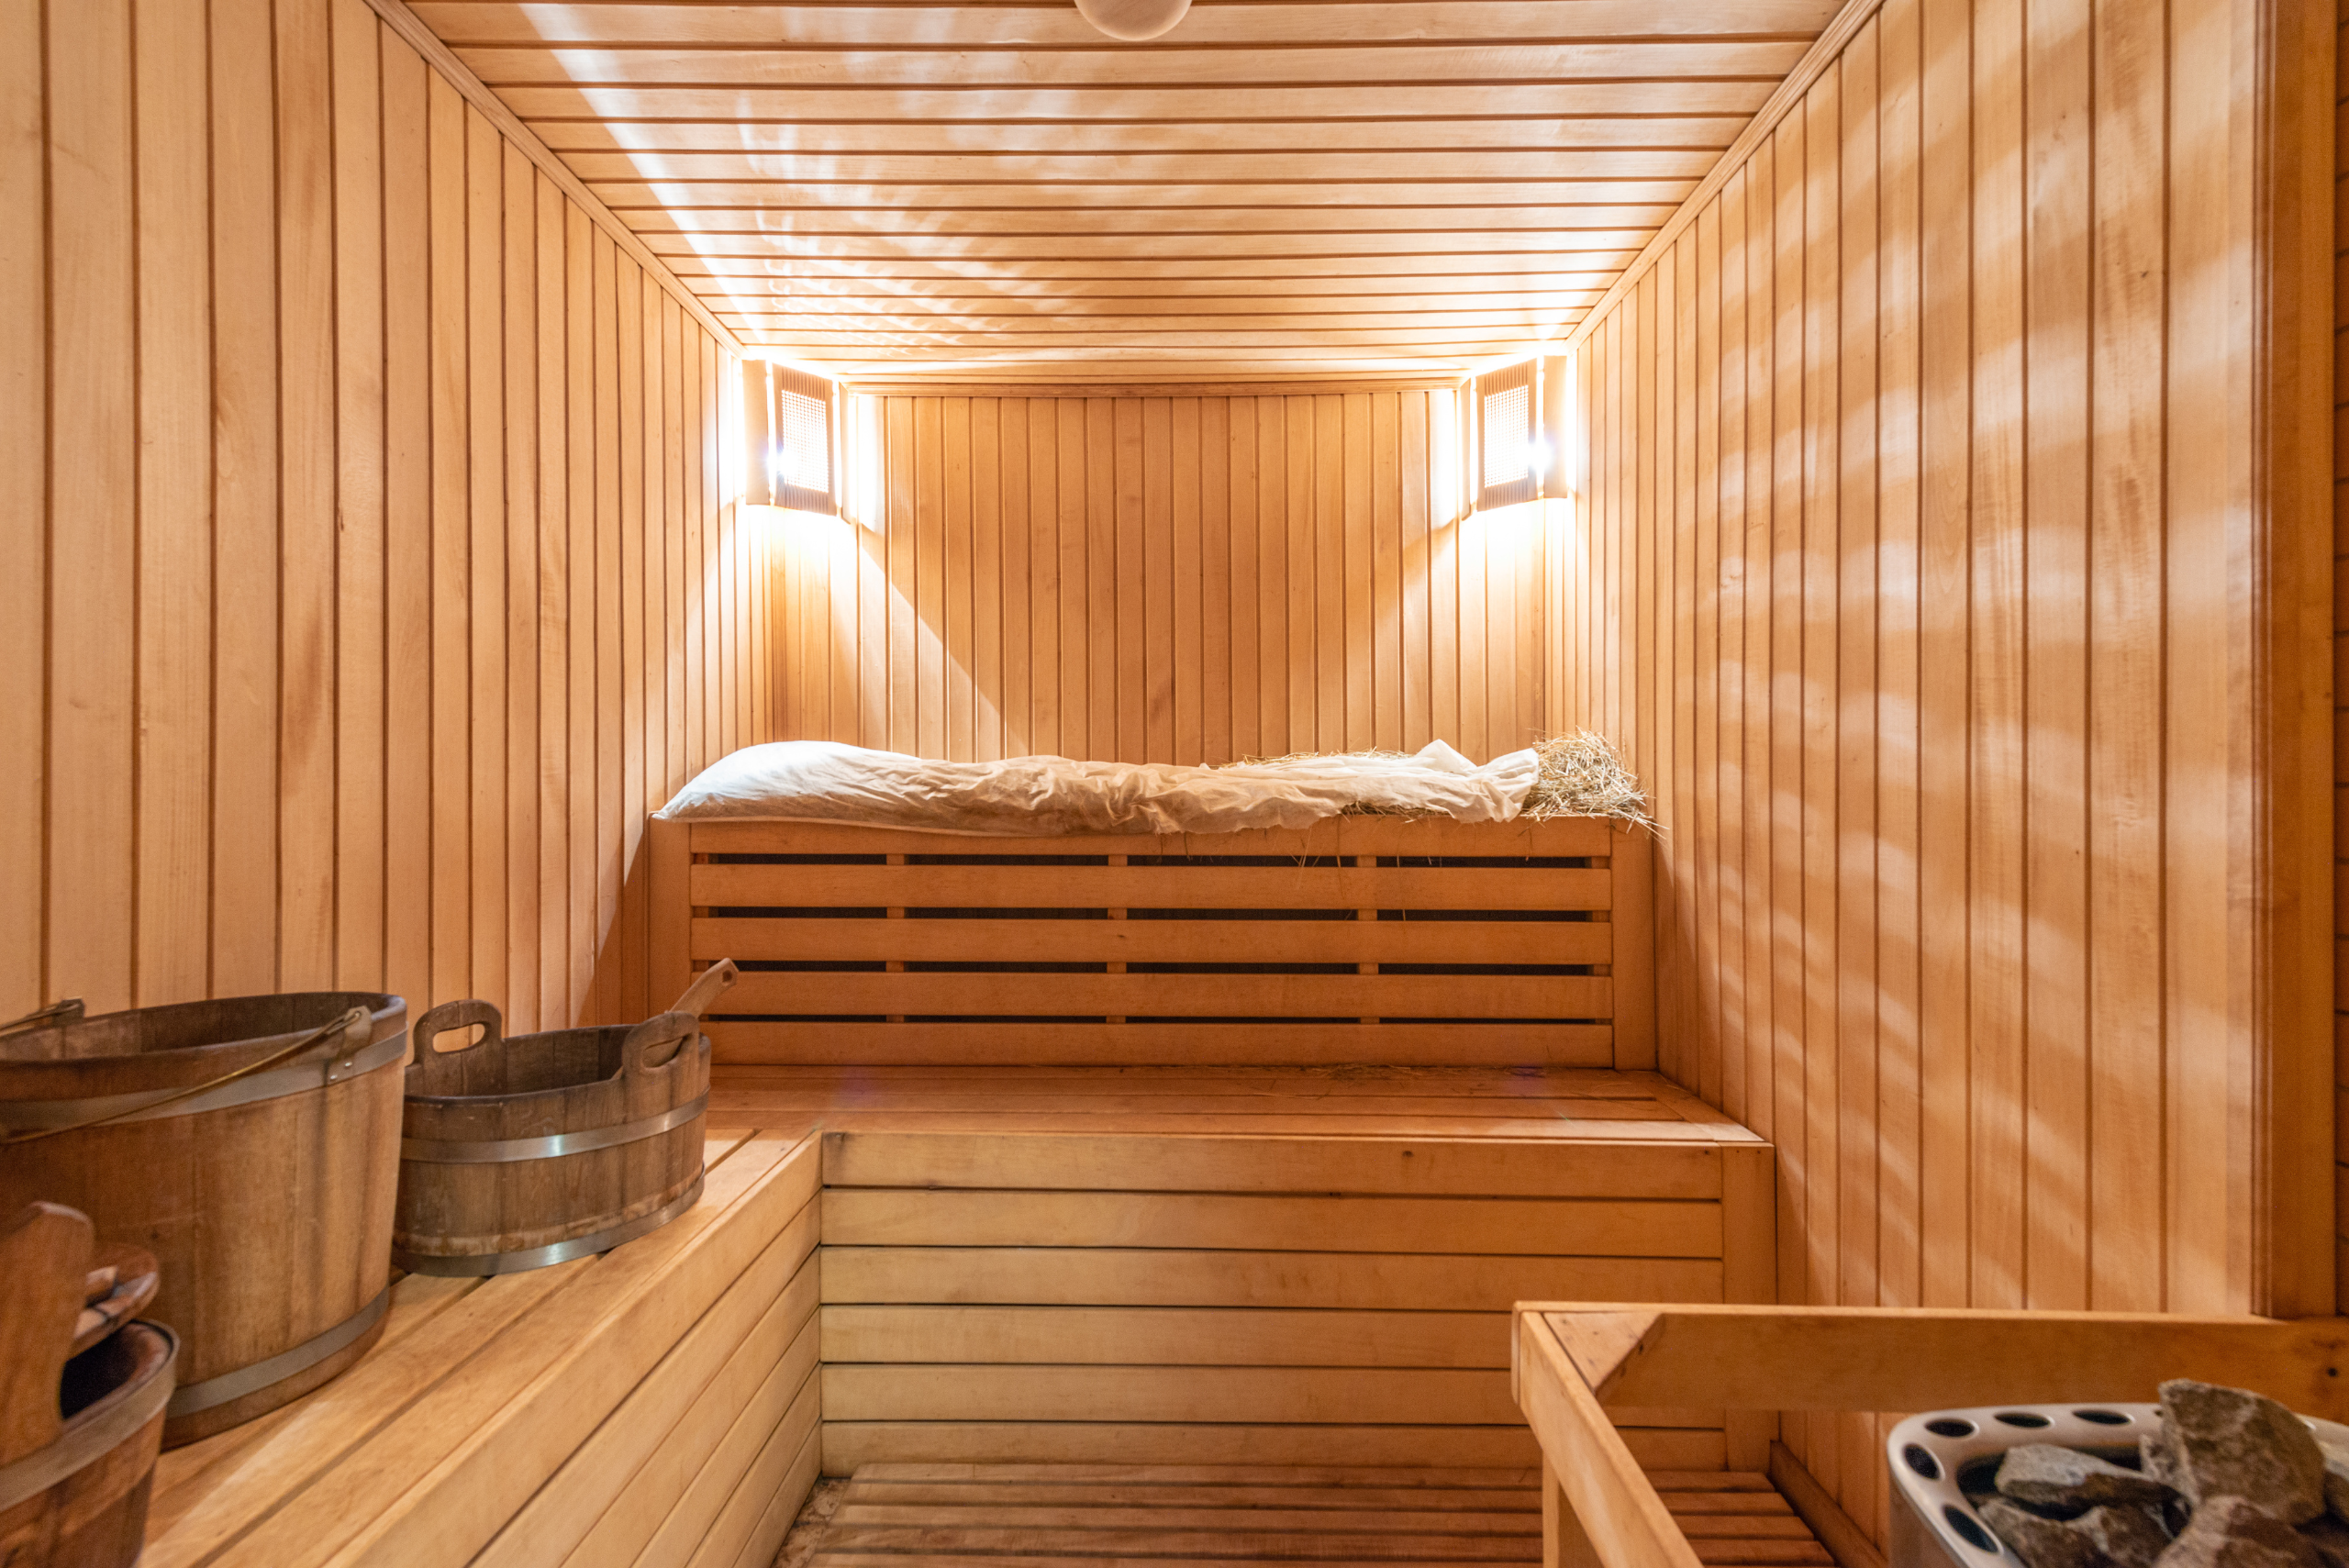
[669,959,739,1020]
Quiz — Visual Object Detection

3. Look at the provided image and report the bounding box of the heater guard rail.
[1511,1305,2349,1568]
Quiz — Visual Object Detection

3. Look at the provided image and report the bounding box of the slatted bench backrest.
[650,815,1654,1067]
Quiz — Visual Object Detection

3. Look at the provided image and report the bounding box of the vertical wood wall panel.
[0,0,41,1025]
[0,0,771,1030]
[774,389,1547,765]
[2334,0,2349,1314]
[1560,0,2334,1540]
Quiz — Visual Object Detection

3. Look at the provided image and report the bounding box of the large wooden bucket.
[0,994,408,1446]
[392,1004,711,1276]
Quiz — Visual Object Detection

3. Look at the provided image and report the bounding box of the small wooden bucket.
[0,994,408,1446]
[0,1322,177,1566]
[392,1004,712,1276]
[0,1202,175,1568]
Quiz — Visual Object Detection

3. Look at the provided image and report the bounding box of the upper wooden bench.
[648,814,1656,1069]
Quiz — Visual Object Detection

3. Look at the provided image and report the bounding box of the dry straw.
[1523,729,1657,832]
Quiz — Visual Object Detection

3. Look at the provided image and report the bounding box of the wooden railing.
[1513,1305,2349,1568]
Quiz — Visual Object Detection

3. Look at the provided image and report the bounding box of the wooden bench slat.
[819,1247,1723,1311]
[818,1129,1726,1198]
[724,969,1611,1018]
[709,1020,1617,1066]
[694,915,1614,965]
[818,1190,1722,1257]
[692,862,1613,912]
[686,817,1621,858]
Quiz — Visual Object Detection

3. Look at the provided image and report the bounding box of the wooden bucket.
[392,1004,712,1276]
[0,1202,176,1568]
[0,1322,176,1567]
[0,994,409,1446]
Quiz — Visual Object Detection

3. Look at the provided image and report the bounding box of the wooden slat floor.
[709,1064,1766,1145]
[779,1464,1832,1568]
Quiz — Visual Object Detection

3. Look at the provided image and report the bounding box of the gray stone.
[2298,1516,2349,1568]
[2076,1507,2176,1568]
[2159,1381,2328,1525]
[1979,1499,2108,1568]
[2153,1498,2323,1568]
[2319,1446,2349,1526]
[2143,1428,2197,1535]
[1998,1447,2178,1512]
[2146,1426,2189,1496]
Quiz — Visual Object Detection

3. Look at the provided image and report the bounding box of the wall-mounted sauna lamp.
[1074,0,1190,41]
[741,360,841,517]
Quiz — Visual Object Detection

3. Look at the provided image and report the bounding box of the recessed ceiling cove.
[415,0,1841,384]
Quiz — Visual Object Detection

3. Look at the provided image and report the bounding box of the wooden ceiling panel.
[408,0,1840,380]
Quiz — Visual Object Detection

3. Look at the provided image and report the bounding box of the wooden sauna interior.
[0,0,2339,1563]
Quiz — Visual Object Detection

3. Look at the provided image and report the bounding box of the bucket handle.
[1,1006,373,1146]
[0,997,84,1037]
[622,1010,699,1077]
[413,999,503,1061]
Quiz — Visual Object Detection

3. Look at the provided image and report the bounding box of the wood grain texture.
[377,0,1852,380]
[0,0,774,1030]
[775,388,1552,764]
[143,1130,815,1568]
[672,816,1639,1067]
[1555,0,2336,1543]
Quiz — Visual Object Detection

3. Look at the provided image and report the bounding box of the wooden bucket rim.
[0,993,407,1087]
[405,1015,709,1110]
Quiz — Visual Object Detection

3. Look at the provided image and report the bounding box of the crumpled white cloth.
[655,739,1541,837]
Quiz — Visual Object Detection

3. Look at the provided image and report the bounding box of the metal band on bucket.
[166,1285,390,1418]
[399,1095,707,1164]
[393,1172,705,1278]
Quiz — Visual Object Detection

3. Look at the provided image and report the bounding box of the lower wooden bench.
[718,1063,1777,1473]
[789,1462,1833,1568]
[130,1071,1781,1568]
[141,1130,821,1568]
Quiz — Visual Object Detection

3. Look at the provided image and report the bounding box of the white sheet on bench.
[654,739,1541,837]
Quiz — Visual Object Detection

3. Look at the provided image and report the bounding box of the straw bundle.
[1522,729,1656,831]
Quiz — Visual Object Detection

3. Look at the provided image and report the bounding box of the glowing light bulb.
[1074,0,1191,40]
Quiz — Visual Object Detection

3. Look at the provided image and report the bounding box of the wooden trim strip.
[1766,1442,1887,1568]
[841,379,1468,398]
[684,815,1620,858]
[1559,0,1886,357]
[1525,1305,2349,1419]
[353,0,748,357]
[689,861,1614,911]
[1514,1312,1707,1568]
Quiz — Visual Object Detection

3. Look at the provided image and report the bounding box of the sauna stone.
[2318,1447,2349,1525]
[2156,1499,2323,1568]
[2075,1506,2176,1568]
[1982,1499,2110,1568]
[2298,1517,2349,1568]
[2160,1381,2328,1523]
[1999,1446,2178,1511]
